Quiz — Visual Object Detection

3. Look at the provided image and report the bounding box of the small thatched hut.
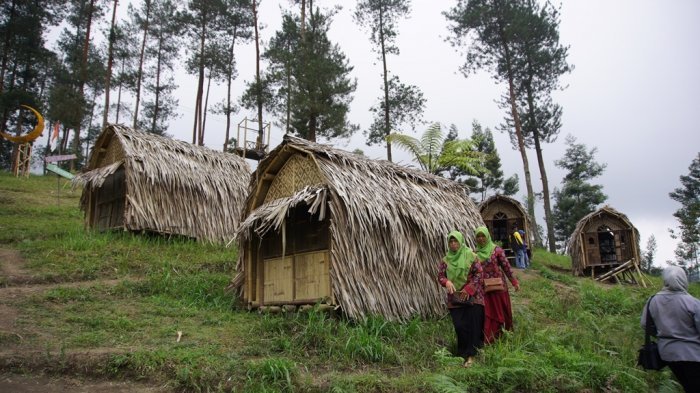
[568,206,641,277]
[478,194,533,251]
[235,135,484,321]
[74,124,250,244]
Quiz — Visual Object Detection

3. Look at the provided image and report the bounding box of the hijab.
[658,265,689,295]
[474,226,496,262]
[444,230,475,291]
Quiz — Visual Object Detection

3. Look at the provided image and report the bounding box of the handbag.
[451,289,474,306]
[484,277,505,293]
[637,295,666,370]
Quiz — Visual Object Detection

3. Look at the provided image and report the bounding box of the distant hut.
[568,205,642,278]
[74,124,250,244]
[235,135,484,321]
[478,195,533,255]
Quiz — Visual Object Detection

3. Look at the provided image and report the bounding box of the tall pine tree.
[552,135,607,251]
[669,153,700,274]
[354,0,424,161]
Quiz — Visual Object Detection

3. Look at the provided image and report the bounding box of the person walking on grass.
[640,265,700,393]
[438,230,485,368]
[512,225,526,269]
[475,226,520,344]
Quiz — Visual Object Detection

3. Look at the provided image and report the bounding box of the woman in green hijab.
[438,230,485,367]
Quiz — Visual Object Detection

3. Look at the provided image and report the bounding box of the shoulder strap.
[644,295,656,345]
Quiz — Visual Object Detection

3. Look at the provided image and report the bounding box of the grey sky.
[111,0,700,264]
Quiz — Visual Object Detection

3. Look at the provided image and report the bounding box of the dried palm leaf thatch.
[73,124,251,244]
[568,205,641,276]
[236,135,485,321]
[478,194,534,243]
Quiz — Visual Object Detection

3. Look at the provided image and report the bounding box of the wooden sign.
[45,154,77,163]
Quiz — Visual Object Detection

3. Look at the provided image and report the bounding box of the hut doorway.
[89,166,126,231]
[258,205,331,305]
[491,212,509,245]
[597,226,617,263]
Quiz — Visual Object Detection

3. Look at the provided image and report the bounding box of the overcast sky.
[109,0,700,265]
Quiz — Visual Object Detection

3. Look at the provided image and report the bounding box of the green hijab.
[444,230,476,291]
[474,226,496,262]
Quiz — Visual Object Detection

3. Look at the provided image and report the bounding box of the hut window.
[588,237,595,245]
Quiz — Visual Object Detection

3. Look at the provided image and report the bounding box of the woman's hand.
[445,280,456,294]
[513,283,520,292]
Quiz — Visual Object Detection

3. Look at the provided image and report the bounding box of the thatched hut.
[235,135,484,321]
[478,195,533,252]
[568,206,641,277]
[74,124,250,244]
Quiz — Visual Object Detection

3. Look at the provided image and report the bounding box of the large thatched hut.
[74,124,250,244]
[235,135,484,321]
[478,195,533,252]
[568,206,641,277]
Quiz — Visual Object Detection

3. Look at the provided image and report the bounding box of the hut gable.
[265,154,326,203]
[568,205,641,277]
[75,124,251,244]
[478,195,533,249]
[237,135,485,321]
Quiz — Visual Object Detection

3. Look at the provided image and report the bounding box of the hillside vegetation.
[0,172,695,392]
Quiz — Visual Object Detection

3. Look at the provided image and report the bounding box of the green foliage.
[261,8,358,142]
[641,234,658,273]
[245,358,298,393]
[552,135,608,250]
[387,122,483,176]
[668,153,700,272]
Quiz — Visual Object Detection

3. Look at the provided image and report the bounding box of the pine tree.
[552,135,607,250]
[445,0,539,244]
[669,153,700,274]
[641,234,657,273]
[355,0,424,161]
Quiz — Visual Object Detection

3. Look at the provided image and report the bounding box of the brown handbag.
[484,277,505,293]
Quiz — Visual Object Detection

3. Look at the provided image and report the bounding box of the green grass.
[0,171,691,392]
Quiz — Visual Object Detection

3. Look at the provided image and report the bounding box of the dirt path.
[0,373,168,393]
[0,248,166,392]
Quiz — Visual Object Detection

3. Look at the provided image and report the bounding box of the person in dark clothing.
[437,230,485,367]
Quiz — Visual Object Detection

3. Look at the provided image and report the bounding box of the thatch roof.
[74,124,251,244]
[568,205,641,275]
[479,194,530,222]
[237,135,485,321]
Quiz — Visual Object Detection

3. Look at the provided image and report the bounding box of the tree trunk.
[308,113,317,142]
[500,31,540,246]
[200,72,211,145]
[378,5,392,162]
[525,87,556,252]
[103,0,118,128]
[133,0,151,129]
[151,28,163,134]
[223,27,237,152]
[300,0,306,38]
[74,0,96,170]
[116,58,124,123]
[252,0,264,142]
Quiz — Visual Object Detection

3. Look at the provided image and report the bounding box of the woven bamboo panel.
[263,256,294,302]
[582,215,625,232]
[264,154,325,203]
[294,251,330,301]
[481,202,522,221]
[97,138,126,168]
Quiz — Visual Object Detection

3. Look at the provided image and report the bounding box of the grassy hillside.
[0,171,694,392]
